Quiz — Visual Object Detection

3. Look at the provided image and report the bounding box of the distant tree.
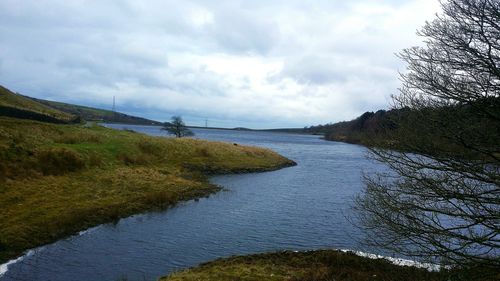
[355,0,499,272]
[162,116,194,138]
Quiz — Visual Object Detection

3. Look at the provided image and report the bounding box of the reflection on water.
[1,125,384,281]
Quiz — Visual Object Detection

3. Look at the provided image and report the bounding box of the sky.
[0,0,441,129]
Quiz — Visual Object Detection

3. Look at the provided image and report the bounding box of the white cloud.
[0,0,441,128]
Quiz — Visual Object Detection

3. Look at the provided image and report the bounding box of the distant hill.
[0,85,79,124]
[29,97,162,125]
[304,109,399,145]
[0,85,161,125]
[261,128,311,134]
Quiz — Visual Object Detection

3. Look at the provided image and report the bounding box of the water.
[1,125,384,281]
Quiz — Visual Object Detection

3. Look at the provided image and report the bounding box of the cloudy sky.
[0,0,440,128]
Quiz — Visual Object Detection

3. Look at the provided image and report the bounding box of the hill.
[0,85,161,125]
[261,127,312,134]
[305,98,499,157]
[29,97,162,125]
[0,85,79,124]
[305,109,399,145]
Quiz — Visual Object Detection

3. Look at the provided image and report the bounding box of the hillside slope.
[304,109,399,145]
[0,86,79,123]
[29,97,162,125]
[0,85,161,125]
[306,98,499,157]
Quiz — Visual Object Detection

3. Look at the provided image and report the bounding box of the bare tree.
[356,0,499,271]
[162,116,194,138]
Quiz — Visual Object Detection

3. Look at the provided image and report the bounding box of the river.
[0,125,386,281]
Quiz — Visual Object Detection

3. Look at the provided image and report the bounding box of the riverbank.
[161,250,450,281]
[0,117,295,264]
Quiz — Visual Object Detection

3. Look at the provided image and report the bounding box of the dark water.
[1,125,384,281]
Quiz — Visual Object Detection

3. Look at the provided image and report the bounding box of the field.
[0,117,295,263]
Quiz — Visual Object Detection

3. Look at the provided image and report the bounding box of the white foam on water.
[0,225,99,278]
[0,250,35,277]
[340,249,442,271]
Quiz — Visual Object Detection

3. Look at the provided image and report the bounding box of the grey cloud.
[273,54,395,87]
[276,55,349,85]
[0,0,440,128]
[210,9,279,55]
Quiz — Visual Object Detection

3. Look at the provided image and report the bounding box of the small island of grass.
[0,117,295,264]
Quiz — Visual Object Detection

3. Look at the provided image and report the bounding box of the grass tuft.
[36,147,86,175]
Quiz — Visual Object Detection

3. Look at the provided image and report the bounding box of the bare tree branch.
[356,0,499,271]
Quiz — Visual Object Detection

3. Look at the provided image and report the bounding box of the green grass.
[0,117,295,263]
[0,86,76,122]
[161,250,496,281]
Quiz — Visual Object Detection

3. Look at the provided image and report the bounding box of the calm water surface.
[1,125,384,281]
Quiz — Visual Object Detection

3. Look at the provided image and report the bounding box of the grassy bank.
[161,250,451,281]
[0,117,295,263]
[162,250,498,281]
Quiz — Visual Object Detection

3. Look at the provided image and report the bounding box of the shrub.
[136,138,163,156]
[117,152,150,165]
[196,147,210,157]
[0,162,6,182]
[88,153,104,167]
[36,147,85,175]
[55,131,102,144]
